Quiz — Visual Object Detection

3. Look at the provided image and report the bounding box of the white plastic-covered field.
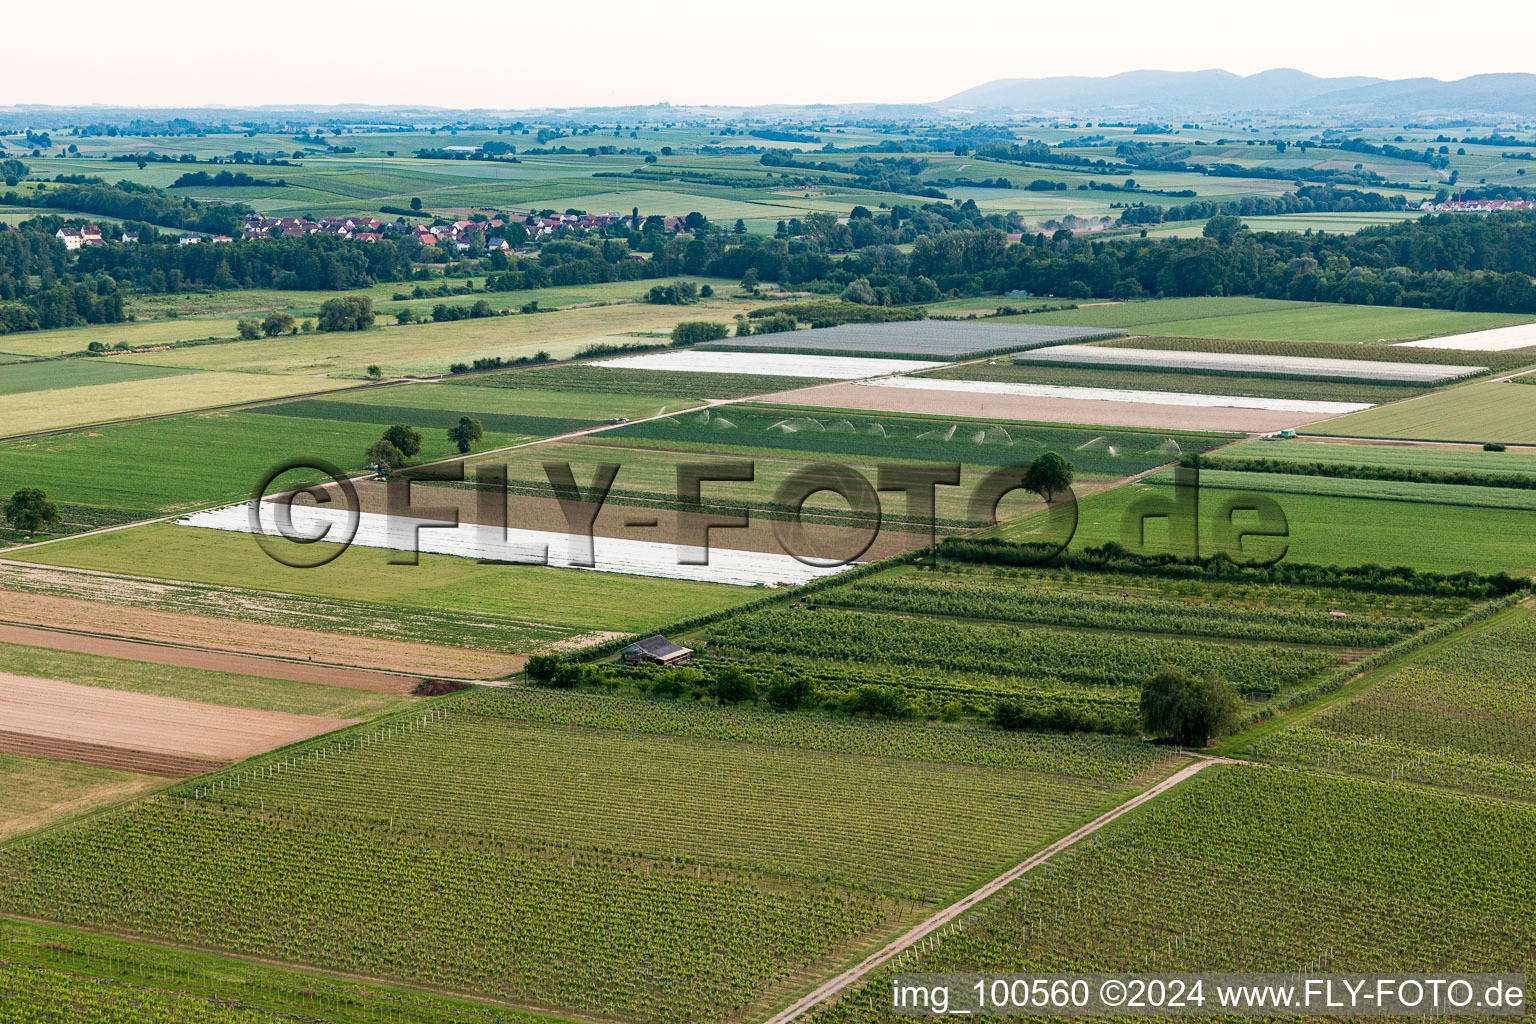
[1397,323,1536,351]
[1021,345,1486,383]
[179,505,853,588]
[589,350,947,379]
[857,377,1374,414]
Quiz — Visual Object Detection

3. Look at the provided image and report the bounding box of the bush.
[526,654,581,689]
[236,319,261,340]
[669,320,730,346]
[765,672,816,711]
[365,439,405,470]
[1485,442,1507,452]
[842,685,912,719]
[645,281,699,305]
[710,665,758,704]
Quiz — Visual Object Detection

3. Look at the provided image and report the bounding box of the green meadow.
[1001,476,1536,575]
[1309,380,1536,444]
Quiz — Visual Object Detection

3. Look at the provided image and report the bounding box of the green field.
[807,765,1536,1022]
[607,404,1234,478]
[0,409,529,518]
[0,919,568,1024]
[1002,477,1536,575]
[0,359,192,397]
[1222,438,1536,475]
[0,689,1171,1024]
[463,362,829,399]
[1249,606,1536,800]
[1149,465,1536,513]
[1310,380,1536,444]
[11,523,764,640]
[1015,297,1536,344]
[325,379,703,420]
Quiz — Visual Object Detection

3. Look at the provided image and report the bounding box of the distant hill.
[940,69,1536,120]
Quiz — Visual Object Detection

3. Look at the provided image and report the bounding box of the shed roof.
[624,635,691,659]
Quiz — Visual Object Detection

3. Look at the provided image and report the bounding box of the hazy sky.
[3,0,1524,109]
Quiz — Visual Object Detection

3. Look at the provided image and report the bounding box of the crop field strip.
[847,376,1373,416]
[1094,334,1536,375]
[697,321,1123,359]
[804,765,1536,1023]
[0,690,1171,1024]
[695,604,1347,723]
[1307,379,1536,445]
[1015,477,1536,575]
[0,410,531,523]
[1018,296,1536,344]
[457,363,832,398]
[603,405,1232,477]
[917,361,1423,405]
[1016,344,1486,384]
[8,527,764,652]
[589,350,950,380]
[1144,465,1536,513]
[1249,607,1536,801]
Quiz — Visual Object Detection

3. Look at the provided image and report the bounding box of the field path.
[761,756,1231,1024]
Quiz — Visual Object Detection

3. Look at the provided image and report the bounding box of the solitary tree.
[366,364,383,378]
[260,312,296,337]
[409,197,423,211]
[1140,666,1241,747]
[381,423,422,457]
[1023,451,1075,503]
[5,488,61,538]
[447,416,484,454]
[740,267,759,292]
[235,319,261,340]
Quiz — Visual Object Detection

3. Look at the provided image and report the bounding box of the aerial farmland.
[2,37,1536,1024]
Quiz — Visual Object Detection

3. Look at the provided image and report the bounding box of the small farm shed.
[620,635,693,667]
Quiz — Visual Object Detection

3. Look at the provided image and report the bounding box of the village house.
[120,232,140,243]
[55,227,83,250]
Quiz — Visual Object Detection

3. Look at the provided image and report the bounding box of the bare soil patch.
[0,672,359,761]
[0,622,422,694]
[0,589,517,678]
[755,381,1315,433]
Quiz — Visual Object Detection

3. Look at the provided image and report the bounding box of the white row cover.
[1023,345,1485,383]
[590,350,948,379]
[858,376,1375,414]
[178,505,856,588]
[1397,323,1536,352]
